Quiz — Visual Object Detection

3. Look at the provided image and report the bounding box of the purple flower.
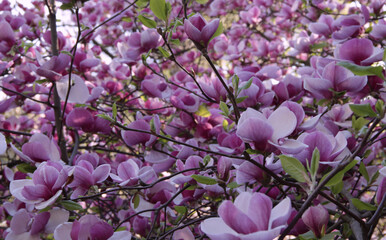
[201,192,292,240]
[54,215,132,240]
[68,160,111,199]
[184,13,220,48]
[302,205,329,238]
[287,131,349,169]
[36,53,71,81]
[304,61,367,99]
[236,106,306,153]
[5,208,69,240]
[10,162,68,209]
[335,38,383,66]
[109,159,139,186]
[121,114,161,147]
[0,20,15,55]
[11,133,61,163]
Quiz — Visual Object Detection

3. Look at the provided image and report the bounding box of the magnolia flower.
[68,160,111,199]
[184,13,220,48]
[335,38,383,66]
[121,113,160,147]
[11,133,60,163]
[236,106,306,153]
[54,215,131,240]
[302,205,329,238]
[201,192,292,240]
[4,208,69,240]
[10,161,69,209]
[304,61,367,99]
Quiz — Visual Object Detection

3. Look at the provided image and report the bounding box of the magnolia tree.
[0,0,385,239]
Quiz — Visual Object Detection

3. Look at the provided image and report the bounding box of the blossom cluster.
[0,0,385,239]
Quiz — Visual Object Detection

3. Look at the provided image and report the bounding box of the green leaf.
[196,0,209,3]
[227,182,241,189]
[195,105,211,117]
[170,39,180,45]
[310,148,320,178]
[337,62,385,80]
[17,163,36,173]
[236,96,248,104]
[112,102,117,120]
[210,21,223,41]
[61,200,83,211]
[239,78,253,91]
[157,46,170,58]
[310,42,328,50]
[359,162,369,183]
[349,104,377,117]
[352,116,369,131]
[133,194,140,209]
[174,206,187,215]
[35,79,50,84]
[324,160,358,187]
[121,17,132,22]
[321,232,341,240]
[219,101,229,116]
[138,15,157,28]
[191,175,217,185]
[150,0,167,21]
[279,155,308,183]
[232,75,239,94]
[351,198,377,211]
[331,181,343,194]
[203,155,211,166]
[136,0,149,8]
[383,48,386,62]
[60,51,73,57]
[60,3,74,10]
[375,100,384,114]
[96,114,114,122]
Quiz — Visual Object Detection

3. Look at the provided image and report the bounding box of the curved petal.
[268,107,297,142]
[45,208,70,234]
[236,118,273,144]
[200,218,240,240]
[240,225,284,240]
[248,193,272,231]
[57,74,90,104]
[269,197,292,229]
[54,222,73,240]
[93,164,111,183]
[184,20,202,43]
[202,19,220,45]
[218,200,258,234]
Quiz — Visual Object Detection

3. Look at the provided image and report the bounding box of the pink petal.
[200,218,239,240]
[268,107,297,142]
[201,19,220,44]
[270,197,292,228]
[93,164,111,183]
[45,208,70,234]
[218,200,258,234]
[57,74,90,104]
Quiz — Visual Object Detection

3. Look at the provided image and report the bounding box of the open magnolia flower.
[201,192,292,240]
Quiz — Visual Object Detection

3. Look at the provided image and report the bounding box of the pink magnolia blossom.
[184,13,220,49]
[121,113,161,147]
[68,160,111,199]
[54,215,131,240]
[11,133,60,163]
[4,208,69,240]
[201,192,292,240]
[236,106,306,153]
[10,161,69,209]
[302,205,329,238]
[304,61,367,99]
